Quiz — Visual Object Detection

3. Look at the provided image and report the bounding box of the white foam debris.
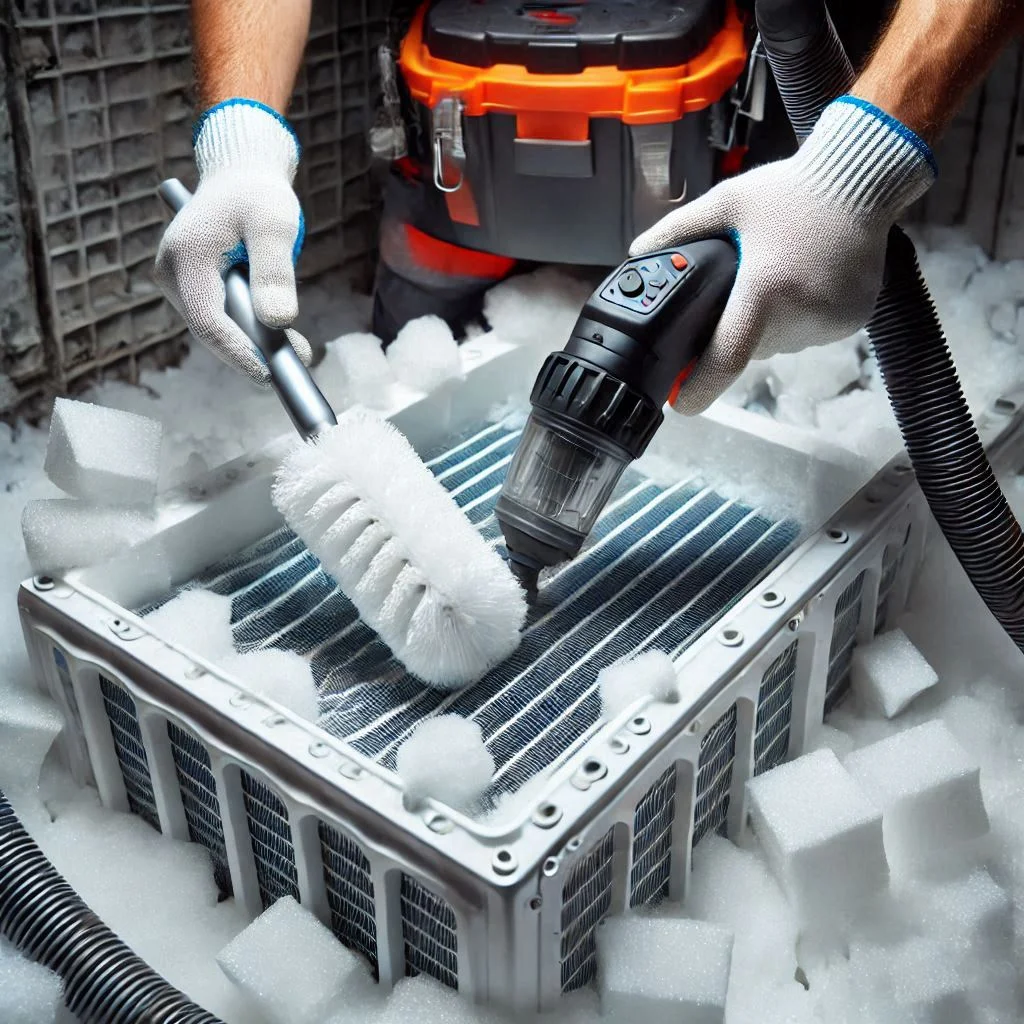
[218,649,318,722]
[0,690,63,796]
[886,937,973,1024]
[483,264,596,349]
[596,915,733,1024]
[386,315,463,393]
[852,628,939,718]
[598,649,678,718]
[766,339,862,404]
[143,588,236,662]
[21,498,154,574]
[0,939,63,1024]
[746,748,889,930]
[813,387,902,463]
[217,896,365,1024]
[44,397,162,507]
[844,721,989,873]
[272,409,526,688]
[370,975,500,1024]
[396,715,494,811]
[908,869,1013,955]
[318,332,394,411]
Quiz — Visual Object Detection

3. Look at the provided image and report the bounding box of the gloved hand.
[155,99,312,385]
[630,96,937,414]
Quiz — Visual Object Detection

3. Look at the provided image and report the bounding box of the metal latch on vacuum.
[432,95,466,193]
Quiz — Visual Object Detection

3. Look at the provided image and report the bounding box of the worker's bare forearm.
[852,0,1024,143]
[191,0,311,112]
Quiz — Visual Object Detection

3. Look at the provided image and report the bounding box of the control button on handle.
[617,269,645,297]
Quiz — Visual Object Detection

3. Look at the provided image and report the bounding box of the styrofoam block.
[595,915,733,1024]
[851,629,939,718]
[843,721,989,870]
[21,499,155,575]
[143,588,236,663]
[910,870,1013,954]
[0,939,62,1024]
[44,397,162,506]
[218,649,318,722]
[598,649,678,718]
[888,937,975,1024]
[746,749,888,927]
[216,896,364,1024]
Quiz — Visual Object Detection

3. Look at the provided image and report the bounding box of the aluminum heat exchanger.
[20,333,1024,1013]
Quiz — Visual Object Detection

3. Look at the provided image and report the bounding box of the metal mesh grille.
[874,538,908,635]
[98,674,159,831]
[318,820,378,970]
[824,572,867,717]
[240,771,299,910]
[692,703,738,848]
[147,422,799,803]
[166,720,232,896]
[560,826,616,993]
[400,874,458,989]
[629,764,677,908]
[754,641,799,776]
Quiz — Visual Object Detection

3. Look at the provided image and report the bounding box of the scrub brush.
[159,179,526,688]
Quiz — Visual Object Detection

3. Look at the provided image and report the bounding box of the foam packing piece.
[598,649,678,718]
[0,939,63,1024]
[909,869,1013,954]
[0,690,63,795]
[844,721,989,871]
[887,937,975,1024]
[320,332,394,411]
[746,748,888,929]
[44,397,162,507]
[851,628,939,718]
[218,649,319,722]
[386,315,463,393]
[216,895,366,1024]
[21,498,154,575]
[396,715,494,811]
[596,915,733,1024]
[143,588,236,663]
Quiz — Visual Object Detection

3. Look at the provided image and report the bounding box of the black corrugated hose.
[756,0,1024,651]
[0,789,224,1024]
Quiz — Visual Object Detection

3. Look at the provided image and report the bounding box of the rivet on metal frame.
[542,856,560,877]
[338,760,365,780]
[229,692,252,708]
[827,527,849,544]
[788,611,805,632]
[529,896,543,911]
[627,715,652,736]
[532,802,563,829]
[107,617,143,641]
[718,627,744,647]
[493,848,518,875]
[184,664,207,680]
[264,714,286,728]
[609,736,630,755]
[572,758,608,790]
[426,812,454,835]
[688,719,702,735]
[759,589,785,608]
[566,836,582,853]
[33,575,55,592]
[309,741,330,758]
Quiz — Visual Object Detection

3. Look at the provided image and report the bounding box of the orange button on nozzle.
[671,253,688,270]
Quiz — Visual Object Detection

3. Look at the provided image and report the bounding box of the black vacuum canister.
[496,239,737,592]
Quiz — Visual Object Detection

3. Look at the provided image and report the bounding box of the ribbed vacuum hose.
[756,0,1024,650]
[0,790,224,1024]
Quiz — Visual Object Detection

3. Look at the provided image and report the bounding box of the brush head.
[271,409,527,689]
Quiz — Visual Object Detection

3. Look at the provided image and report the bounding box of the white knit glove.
[155,100,311,385]
[630,96,937,414]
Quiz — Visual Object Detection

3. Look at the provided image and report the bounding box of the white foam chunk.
[0,939,63,1024]
[746,749,888,928]
[910,869,1012,954]
[44,397,162,506]
[843,721,989,871]
[371,975,500,1024]
[21,498,154,574]
[596,915,733,1024]
[218,649,318,722]
[216,896,364,1024]
[386,315,463,393]
[320,332,394,411]
[482,265,595,349]
[851,628,939,718]
[143,588,236,662]
[767,339,862,404]
[396,715,494,810]
[887,937,974,1024]
[598,649,678,718]
[0,690,63,796]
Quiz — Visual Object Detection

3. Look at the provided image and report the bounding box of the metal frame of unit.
[18,330,1024,1014]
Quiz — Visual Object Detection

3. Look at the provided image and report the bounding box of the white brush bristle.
[271,409,527,688]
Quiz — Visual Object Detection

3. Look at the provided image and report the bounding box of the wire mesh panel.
[98,674,160,831]
[240,770,300,910]
[142,422,800,804]
[399,874,458,989]
[692,703,738,848]
[560,826,616,993]
[824,572,867,718]
[166,720,232,896]
[629,764,677,908]
[874,536,909,635]
[754,641,799,776]
[318,820,378,971]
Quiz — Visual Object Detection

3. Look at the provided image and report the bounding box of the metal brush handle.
[158,178,337,440]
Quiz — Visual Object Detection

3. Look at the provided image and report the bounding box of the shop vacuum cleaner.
[496,0,1024,655]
